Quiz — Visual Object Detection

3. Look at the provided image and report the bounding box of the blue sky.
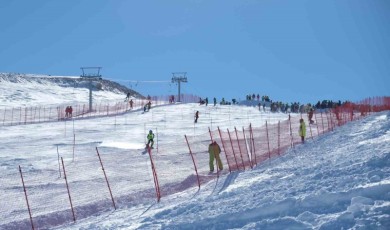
[1,0,389,104]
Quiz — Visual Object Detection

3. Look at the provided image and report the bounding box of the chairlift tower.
[80,67,102,112]
[171,72,187,102]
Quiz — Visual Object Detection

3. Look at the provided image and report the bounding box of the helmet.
[149,130,152,133]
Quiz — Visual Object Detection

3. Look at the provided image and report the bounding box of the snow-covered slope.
[52,110,389,230]
[0,75,388,229]
[0,73,142,107]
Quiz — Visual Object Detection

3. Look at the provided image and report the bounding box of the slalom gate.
[0,97,389,229]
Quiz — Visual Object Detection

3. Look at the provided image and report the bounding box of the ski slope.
[0,76,389,229]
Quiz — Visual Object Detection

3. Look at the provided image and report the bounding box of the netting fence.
[0,94,200,126]
[1,97,389,229]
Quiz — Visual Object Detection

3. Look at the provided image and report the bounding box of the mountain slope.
[0,73,142,107]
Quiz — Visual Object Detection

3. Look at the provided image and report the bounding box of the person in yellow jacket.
[299,118,306,143]
[208,141,223,172]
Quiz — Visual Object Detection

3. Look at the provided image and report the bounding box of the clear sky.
[1,0,389,104]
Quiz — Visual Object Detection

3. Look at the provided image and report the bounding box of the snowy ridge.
[0,73,142,107]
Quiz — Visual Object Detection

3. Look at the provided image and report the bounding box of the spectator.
[65,106,69,118]
[308,108,314,124]
[129,99,133,109]
[299,118,306,143]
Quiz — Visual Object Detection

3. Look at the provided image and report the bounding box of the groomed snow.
[0,76,389,230]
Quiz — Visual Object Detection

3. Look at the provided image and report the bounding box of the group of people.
[246,94,271,102]
[65,106,73,118]
[139,91,311,173]
[144,117,307,172]
[169,95,175,104]
[198,97,237,106]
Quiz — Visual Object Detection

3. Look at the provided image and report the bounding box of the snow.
[0,75,389,229]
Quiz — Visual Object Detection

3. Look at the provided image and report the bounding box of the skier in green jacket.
[146,130,155,148]
[208,141,223,172]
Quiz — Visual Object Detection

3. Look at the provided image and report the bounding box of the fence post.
[288,115,294,148]
[72,133,75,162]
[326,111,330,132]
[96,147,117,210]
[217,127,232,173]
[184,135,201,189]
[234,127,246,170]
[249,124,257,165]
[329,110,334,131]
[19,165,35,230]
[208,127,214,142]
[57,146,61,178]
[242,127,253,169]
[314,112,320,137]
[265,121,271,159]
[227,128,240,170]
[320,112,325,134]
[147,147,161,202]
[61,157,76,222]
[156,127,159,154]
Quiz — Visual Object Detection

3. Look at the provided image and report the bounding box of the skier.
[208,141,223,172]
[125,92,131,101]
[205,97,208,106]
[147,101,151,111]
[213,97,217,106]
[308,108,314,124]
[146,130,155,148]
[194,111,199,123]
[129,99,133,109]
[299,118,306,143]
